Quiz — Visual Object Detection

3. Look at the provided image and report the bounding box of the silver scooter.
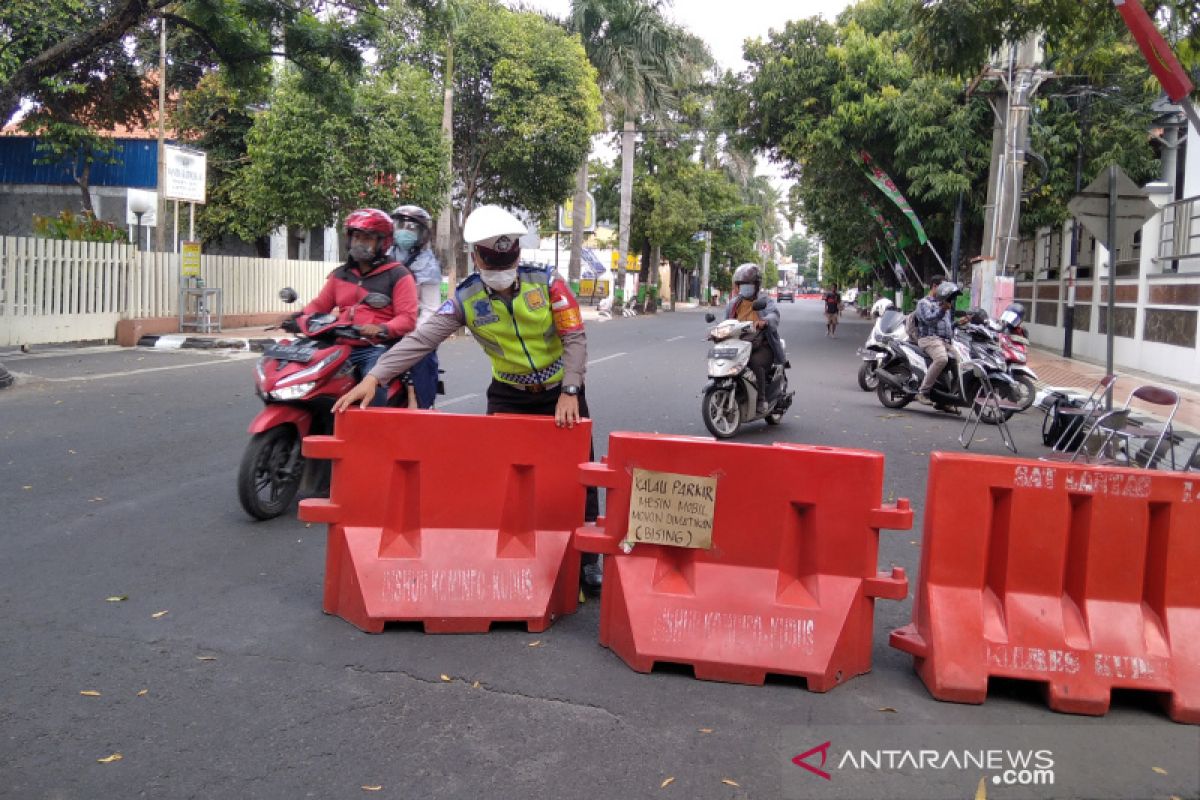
[701,305,793,438]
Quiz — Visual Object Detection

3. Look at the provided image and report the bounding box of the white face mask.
[738,284,756,299]
[480,268,517,291]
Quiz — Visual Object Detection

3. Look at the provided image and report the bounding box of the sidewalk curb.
[137,334,283,352]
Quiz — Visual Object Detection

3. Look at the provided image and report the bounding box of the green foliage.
[449,1,601,218]
[32,210,128,242]
[219,65,449,240]
[726,0,1174,278]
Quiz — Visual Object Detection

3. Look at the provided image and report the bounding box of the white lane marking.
[588,352,627,366]
[41,357,253,382]
[666,335,685,342]
[438,393,480,408]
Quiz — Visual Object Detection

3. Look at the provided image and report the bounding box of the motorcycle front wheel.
[237,426,304,520]
[1011,374,1037,411]
[702,385,741,439]
[875,368,912,408]
[857,360,879,392]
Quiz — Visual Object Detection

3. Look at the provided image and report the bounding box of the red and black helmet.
[345,208,394,255]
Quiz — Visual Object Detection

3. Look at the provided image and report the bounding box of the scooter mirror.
[704,313,716,323]
[278,287,298,304]
[361,292,391,309]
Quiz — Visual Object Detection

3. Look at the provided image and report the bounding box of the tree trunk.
[648,242,661,313]
[77,160,94,215]
[617,117,635,312]
[436,37,457,288]
[568,157,587,282]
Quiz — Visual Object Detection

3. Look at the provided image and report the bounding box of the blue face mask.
[738,284,756,299]
[393,230,419,252]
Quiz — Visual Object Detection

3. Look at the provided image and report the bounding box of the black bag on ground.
[1041,393,1086,450]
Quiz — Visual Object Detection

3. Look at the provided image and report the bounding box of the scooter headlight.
[270,381,317,401]
[276,353,339,387]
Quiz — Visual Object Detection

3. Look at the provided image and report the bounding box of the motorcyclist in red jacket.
[300,208,418,406]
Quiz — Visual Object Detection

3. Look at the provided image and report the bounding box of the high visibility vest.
[456,267,564,386]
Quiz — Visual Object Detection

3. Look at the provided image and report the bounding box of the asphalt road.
[1,301,1197,800]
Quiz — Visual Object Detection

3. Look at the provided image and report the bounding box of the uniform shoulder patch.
[436,299,457,316]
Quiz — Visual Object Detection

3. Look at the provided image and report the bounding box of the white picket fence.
[0,236,334,346]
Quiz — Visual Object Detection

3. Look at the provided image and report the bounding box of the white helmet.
[463,205,526,267]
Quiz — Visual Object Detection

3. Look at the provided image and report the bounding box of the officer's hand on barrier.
[555,393,580,428]
[333,377,379,413]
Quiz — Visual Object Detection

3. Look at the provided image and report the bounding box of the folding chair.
[960,363,1022,453]
[1103,385,1182,470]
[1182,440,1200,473]
[1039,408,1132,465]
[1047,373,1117,452]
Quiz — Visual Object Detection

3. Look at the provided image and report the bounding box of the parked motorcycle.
[857,300,908,391]
[989,303,1038,410]
[873,318,1017,423]
[701,307,793,438]
[237,288,405,520]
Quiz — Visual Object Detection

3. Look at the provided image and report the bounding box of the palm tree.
[568,0,709,310]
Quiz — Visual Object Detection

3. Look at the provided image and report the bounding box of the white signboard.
[125,188,158,226]
[163,145,207,203]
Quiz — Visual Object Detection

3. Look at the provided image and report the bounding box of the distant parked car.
[776,288,795,302]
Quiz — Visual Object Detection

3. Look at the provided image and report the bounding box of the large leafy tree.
[204,65,449,244]
[437,0,600,282]
[0,0,379,131]
[568,0,710,303]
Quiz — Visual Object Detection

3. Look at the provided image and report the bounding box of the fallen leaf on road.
[90,497,104,502]
[361,785,382,792]
[80,690,101,697]
[527,640,543,648]
[660,777,675,788]
[97,753,122,764]
[151,610,168,618]
[721,779,739,787]
[877,706,897,713]
[472,681,481,689]
[699,728,714,734]
[975,777,987,799]
[137,689,148,697]
[196,656,217,661]
[68,449,76,454]
[440,674,452,682]
[106,595,127,602]
[1153,767,1168,775]
[877,413,903,419]
[22,485,32,490]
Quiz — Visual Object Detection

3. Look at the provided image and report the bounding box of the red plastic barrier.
[574,433,912,689]
[890,452,1200,723]
[299,410,592,634]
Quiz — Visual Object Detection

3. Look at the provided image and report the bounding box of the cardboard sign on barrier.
[624,468,717,550]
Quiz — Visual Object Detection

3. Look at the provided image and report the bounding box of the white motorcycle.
[701,308,793,438]
[857,300,909,391]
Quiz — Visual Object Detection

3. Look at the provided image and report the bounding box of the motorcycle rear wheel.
[857,361,879,392]
[702,385,741,439]
[876,368,912,409]
[238,426,304,520]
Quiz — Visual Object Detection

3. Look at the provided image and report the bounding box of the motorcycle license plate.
[265,343,316,362]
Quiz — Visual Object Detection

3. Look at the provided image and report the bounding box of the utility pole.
[700,231,711,304]
[155,16,167,253]
[979,33,1051,316]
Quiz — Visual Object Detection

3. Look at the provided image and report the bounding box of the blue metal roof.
[0,136,163,187]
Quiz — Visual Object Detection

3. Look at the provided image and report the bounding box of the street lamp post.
[129,193,153,251]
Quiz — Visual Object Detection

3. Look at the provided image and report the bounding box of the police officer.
[333,204,603,592]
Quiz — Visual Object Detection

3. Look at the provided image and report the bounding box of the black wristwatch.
[561,384,580,396]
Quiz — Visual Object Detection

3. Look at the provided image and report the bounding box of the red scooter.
[237,288,405,520]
